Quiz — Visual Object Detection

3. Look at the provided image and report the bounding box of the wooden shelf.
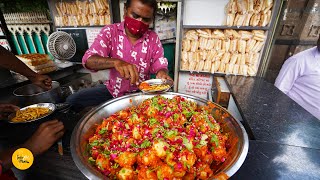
[56,25,105,29]
[6,22,52,25]
[179,70,226,76]
[183,25,269,30]
[275,39,317,46]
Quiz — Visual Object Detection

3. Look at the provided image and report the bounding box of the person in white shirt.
[275,35,320,120]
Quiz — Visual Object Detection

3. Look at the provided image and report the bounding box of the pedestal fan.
[47,31,76,68]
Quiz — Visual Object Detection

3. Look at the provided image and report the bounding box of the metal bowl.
[8,103,56,124]
[139,79,173,93]
[13,81,63,106]
[71,92,249,179]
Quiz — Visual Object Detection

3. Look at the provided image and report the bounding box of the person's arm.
[0,119,64,172]
[274,56,302,94]
[0,46,37,78]
[0,46,52,90]
[86,55,139,84]
[149,35,172,81]
[82,26,139,84]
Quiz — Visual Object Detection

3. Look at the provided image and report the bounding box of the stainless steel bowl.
[71,92,249,179]
[139,79,174,93]
[8,103,56,123]
[13,81,63,106]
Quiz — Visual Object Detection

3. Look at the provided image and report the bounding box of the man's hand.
[114,59,139,85]
[23,119,64,156]
[156,69,173,81]
[29,74,52,90]
[0,104,19,119]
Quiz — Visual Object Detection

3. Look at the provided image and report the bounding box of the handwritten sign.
[86,28,102,47]
[178,72,213,99]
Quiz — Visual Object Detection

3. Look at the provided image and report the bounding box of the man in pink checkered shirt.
[67,0,172,111]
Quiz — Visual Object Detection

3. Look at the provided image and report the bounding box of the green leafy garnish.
[98,128,107,135]
[125,124,130,130]
[211,134,219,147]
[139,151,144,157]
[149,118,158,125]
[169,165,174,171]
[131,143,139,148]
[88,157,95,164]
[165,130,178,138]
[182,110,193,119]
[112,163,119,169]
[140,140,151,148]
[131,113,138,120]
[205,116,215,129]
[183,161,187,168]
[90,140,99,147]
[195,144,202,148]
[170,146,176,152]
[152,128,160,137]
[182,137,193,151]
[199,134,208,146]
[173,114,179,120]
[164,122,170,128]
[103,150,111,156]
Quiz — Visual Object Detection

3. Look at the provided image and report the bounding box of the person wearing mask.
[67,0,172,111]
[0,46,65,178]
[275,35,320,120]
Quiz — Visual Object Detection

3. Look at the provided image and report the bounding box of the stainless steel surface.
[71,92,249,179]
[140,79,174,93]
[8,103,56,123]
[13,81,63,106]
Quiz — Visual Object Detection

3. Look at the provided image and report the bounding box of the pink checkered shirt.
[83,22,168,97]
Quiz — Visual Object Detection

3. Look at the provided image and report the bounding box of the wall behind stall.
[0,0,49,14]
[265,0,320,83]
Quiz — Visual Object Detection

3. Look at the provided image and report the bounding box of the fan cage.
[47,31,76,60]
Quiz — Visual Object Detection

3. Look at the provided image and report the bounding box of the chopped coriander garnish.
[88,157,95,164]
[149,118,158,125]
[131,143,139,148]
[166,130,178,138]
[112,163,119,169]
[182,137,193,151]
[211,134,219,147]
[205,116,215,129]
[152,128,160,137]
[98,128,107,135]
[195,144,202,148]
[140,140,151,148]
[173,114,179,120]
[139,151,144,157]
[182,110,193,119]
[90,140,99,147]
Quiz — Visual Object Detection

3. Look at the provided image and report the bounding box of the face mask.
[125,16,149,37]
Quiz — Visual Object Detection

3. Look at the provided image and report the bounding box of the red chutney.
[87,95,228,180]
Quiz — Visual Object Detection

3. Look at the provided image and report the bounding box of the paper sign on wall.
[86,28,102,47]
[178,72,213,99]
